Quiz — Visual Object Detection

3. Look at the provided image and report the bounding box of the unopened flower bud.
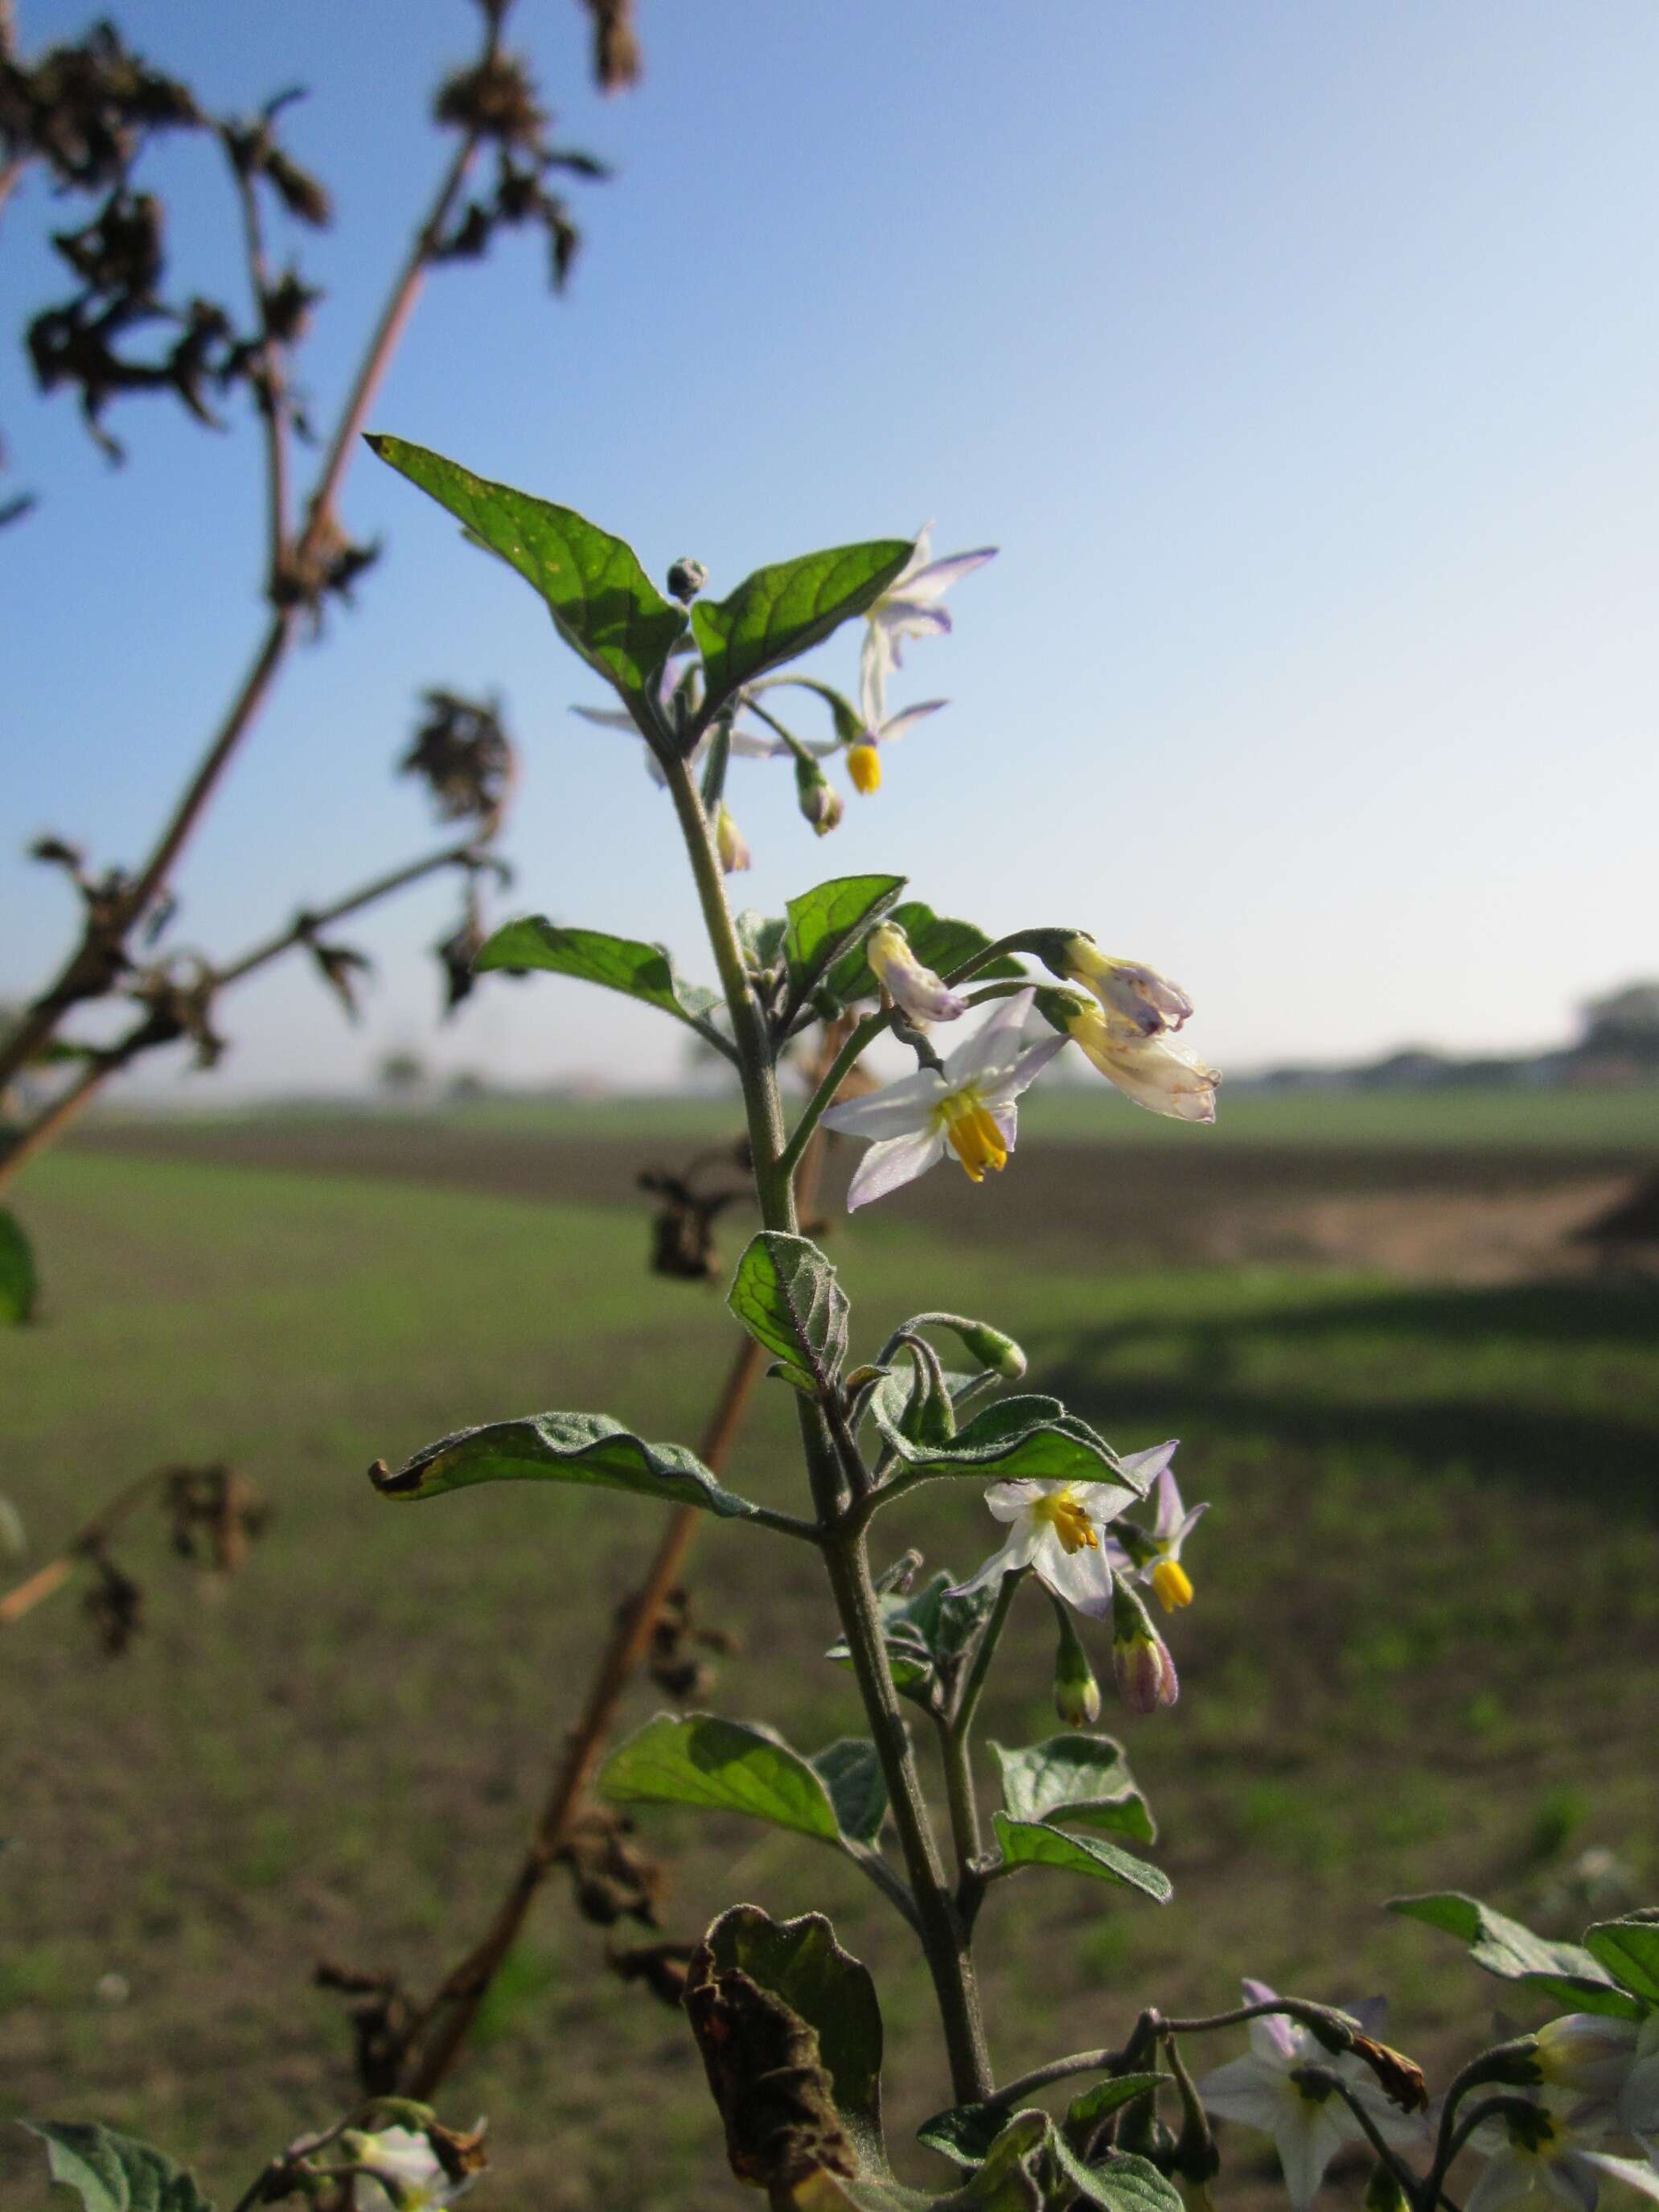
[666,557,708,604]
[1053,1604,1103,1727]
[1112,1579,1179,1713]
[950,1318,1027,1379]
[1535,2017,1630,2096]
[847,740,882,795]
[1051,934,1194,1040]
[795,755,844,837]
[867,923,968,1026]
[714,804,751,874]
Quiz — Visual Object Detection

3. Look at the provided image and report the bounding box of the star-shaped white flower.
[860,526,996,724]
[820,989,1064,1210]
[1103,1446,1208,1614]
[1197,1981,1425,2212]
[948,1472,1140,1620]
[349,2126,483,2212]
[1464,2100,1659,2212]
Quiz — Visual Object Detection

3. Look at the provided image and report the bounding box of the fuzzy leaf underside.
[370,1412,757,1519]
[728,1231,849,1389]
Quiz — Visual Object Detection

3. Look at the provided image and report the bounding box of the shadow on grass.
[1037,1278,1659,1518]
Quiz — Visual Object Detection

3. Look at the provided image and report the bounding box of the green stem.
[667,750,992,2105]
[952,1569,1023,1745]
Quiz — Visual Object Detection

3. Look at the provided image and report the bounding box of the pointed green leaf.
[991,1812,1171,1902]
[697,1904,886,2173]
[601,1712,841,1841]
[1067,2152,1185,2212]
[783,875,907,1018]
[734,910,789,974]
[1387,1893,1640,2018]
[690,538,913,727]
[368,436,686,704]
[873,1395,1144,1495]
[826,1570,999,1708]
[811,1739,889,1848]
[1583,1918,1659,2005]
[915,2100,1016,2169]
[474,918,727,1050]
[823,901,1026,1008]
[992,1735,1156,1846]
[0,1207,38,1324]
[729,1231,848,1392]
[369,1411,758,1519]
[1063,2075,1172,2135]
[23,2124,214,2212]
[950,2111,1049,2209]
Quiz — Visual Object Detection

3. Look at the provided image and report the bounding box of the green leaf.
[1583,1918,1659,2005]
[827,1570,1000,1709]
[824,900,1026,1008]
[728,1231,849,1392]
[992,1735,1156,1846]
[811,1739,889,1848]
[0,1207,38,1324]
[1387,1893,1641,2018]
[783,874,907,1018]
[697,1904,886,2173]
[368,437,686,705]
[690,537,913,727]
[1069,2152,1185,2212]
[23,2123,214,2212]
[873,1395,1141,1495]
[952,2111,1050,2210]
[991,1812,1171,1902]
[915,2101,1012,2169]
[1063,2076,1172,2134]
[474,918,725,1048]
[369,1411,758,1519]
[734,910,789,974]
[600,1712,841,1843]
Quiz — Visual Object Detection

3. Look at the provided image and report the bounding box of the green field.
[2,1140,1658,2210]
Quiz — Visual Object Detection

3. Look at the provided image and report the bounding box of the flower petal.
[984,1479,1045,1523]
[942,989,1037,1089]
[947,1528,1032,1599]
[1197,2054,1286,2128]
[877,701,949,745]
[899,548,998,605]
[845,1127,947,1211]
[1276,2103,1353,2212]
[1037,1537,1115,1619]
[823,1069,947,1139]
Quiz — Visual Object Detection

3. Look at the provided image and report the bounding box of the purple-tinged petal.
[877,700,948,745]
[845,1128,947,1211]
[900,547,999,605]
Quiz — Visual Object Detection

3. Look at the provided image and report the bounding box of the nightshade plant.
[29,445,1659,2212]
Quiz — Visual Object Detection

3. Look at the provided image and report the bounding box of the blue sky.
[5,0,1656,1096]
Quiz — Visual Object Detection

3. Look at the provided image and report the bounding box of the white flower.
[573,647,782,790]
[948,1473,1139,1620]
[1055,936,1193,1039]
[1103,1446,1208,1614]
[1465,2103,1659,2212]
[349,2126,481,2212]
[860,526,996,722]
[820,989,1064,1210]
[1616,2013,1659,2151]
[844,656,947,796]
[865,922,968,1026]
[1197,1981,1425,2212]
[1064,1000,1219,1123]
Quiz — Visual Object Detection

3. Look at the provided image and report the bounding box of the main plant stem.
[665,754,994,2105]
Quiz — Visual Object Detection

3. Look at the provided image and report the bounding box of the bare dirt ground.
[72,1116,1655,1281]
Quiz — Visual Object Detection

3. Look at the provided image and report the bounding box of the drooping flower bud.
[1112,1579,1179,1712]
[714,804,751,874]
[867,922,968,1026]
[666,557,708,604]
[1066,1002,1219,1125]
[1535,2017,1632,2097]
[795,754,844,837]
[940,1316,1027,1380]
[847,740,883,795]
[1052,935,1194,1040]
[1052,1601,1103,1726]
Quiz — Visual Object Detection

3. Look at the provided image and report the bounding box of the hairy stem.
[668,751,993,2103]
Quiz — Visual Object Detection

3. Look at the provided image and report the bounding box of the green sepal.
[474,918,728,1052]
[369,1411,758,1519]
[872,1394,1145,1495]
[729,1231,849,1392]
[692,1903,887,2177]
[1032,985,1093,1035]
[368,437,686,706]
[991,1811,1172,1902]
[823,900,1025,1009]
[992,1734,1156,1845]
[1387,1893,1641,2018]
[1583,1917,1659,2005]
[690,538,913,730]
[22,2123,215,2212]
[0,1207,39,1324]
[783,874,907,1020]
